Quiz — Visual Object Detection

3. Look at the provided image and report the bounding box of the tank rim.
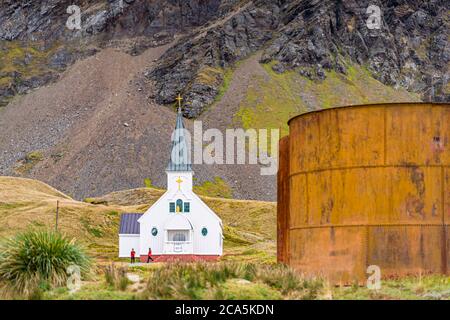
[287,102,450,125]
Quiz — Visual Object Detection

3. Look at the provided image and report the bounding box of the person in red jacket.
[130,248,136,264]
[147,247,154,263]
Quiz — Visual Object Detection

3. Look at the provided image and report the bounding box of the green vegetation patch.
[196,66,224,87]
[194,176,233,198]
[234,58,421,139]
[143,178,154,189]
[214,67,234,103]
[80,216,105,238]
[223,225,253,246]
[14,151,45,175]
[0,201,32,211]
[0,41,59,86]
[333,275,450,300]
[25,151,44,162]
[43,282,137,300]
[214,278,282,300]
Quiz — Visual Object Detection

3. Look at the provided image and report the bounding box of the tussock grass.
[141,262,325,300]
[0,230,91,298]
[104,263,130,291]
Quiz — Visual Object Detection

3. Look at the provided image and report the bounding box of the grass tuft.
[0,230,91,298]
[104,263,130,291]
[141,262,324,300]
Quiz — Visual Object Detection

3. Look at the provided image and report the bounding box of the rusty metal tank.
[278,102,450,283]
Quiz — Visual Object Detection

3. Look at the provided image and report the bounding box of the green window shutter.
[184,202,190,212]
[169,202,175,212]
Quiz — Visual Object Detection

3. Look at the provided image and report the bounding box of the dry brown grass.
[0,177,276,262]
[0,177,136,259]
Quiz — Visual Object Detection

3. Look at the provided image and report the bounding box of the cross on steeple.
[166,93,192,172]
[176,177,183,190]
[176,94,183,112]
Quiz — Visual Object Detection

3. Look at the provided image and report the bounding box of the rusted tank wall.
[277,136,290,264]
[279,103,450,283]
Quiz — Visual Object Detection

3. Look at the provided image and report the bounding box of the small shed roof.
[119,213,143,235]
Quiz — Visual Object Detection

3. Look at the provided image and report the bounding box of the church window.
[151,227,158,236]
[176,199,183,213]
[168,230,190,242]
[201,227,208,236]
[184,202,190,212]
[173,233,186,241]
[169,202,175,212]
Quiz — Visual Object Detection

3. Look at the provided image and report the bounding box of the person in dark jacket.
[147,248,154,263]
[130,248,136,264]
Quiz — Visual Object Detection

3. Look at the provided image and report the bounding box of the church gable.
[139,190,219,226]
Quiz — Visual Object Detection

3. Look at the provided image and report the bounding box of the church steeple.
[166,94,192,172]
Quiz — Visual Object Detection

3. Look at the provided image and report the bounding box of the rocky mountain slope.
[150,0,449,117]
[0,0,448,201]
[0,0,226,107]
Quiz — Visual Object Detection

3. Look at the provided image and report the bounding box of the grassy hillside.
[232,59,421,137]
[0,176,276,262]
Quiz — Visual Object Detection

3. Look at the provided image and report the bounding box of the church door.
[164,215,194,254]
[165,230,193,254]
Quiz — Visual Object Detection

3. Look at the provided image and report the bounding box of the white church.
[118,99,223,262]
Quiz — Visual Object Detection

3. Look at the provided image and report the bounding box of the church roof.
[119,213,143,235]
[166,106,192,172]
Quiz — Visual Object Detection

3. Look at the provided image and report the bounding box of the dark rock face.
[0,0,449,114]
[266,0,449,102]
[150,0,449,116]
[48,48,74,70]
[15,72,57,95]
[149,0,280,117]
[0,0,71,41]
[0,0,223,41]
[0,0,225,107]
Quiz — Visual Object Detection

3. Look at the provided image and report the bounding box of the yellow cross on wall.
[176,94,183,109]
[176,177,183,190]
